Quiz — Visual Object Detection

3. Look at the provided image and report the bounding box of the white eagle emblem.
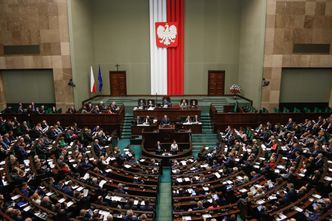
[157,23,177,46]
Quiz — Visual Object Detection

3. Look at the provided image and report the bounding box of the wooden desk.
[210,105,331,131]
[132,124,158,135]
[133,104,201,121]
[132,122,202,135]
[142,130,192,161]
[175,123,202,133]
[1,105,125,137]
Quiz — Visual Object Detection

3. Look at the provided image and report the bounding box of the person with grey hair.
[124,209,138,221]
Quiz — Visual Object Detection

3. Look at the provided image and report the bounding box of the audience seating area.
[0,116,160,220]
[170,114,332,220]
[0,99,332,221]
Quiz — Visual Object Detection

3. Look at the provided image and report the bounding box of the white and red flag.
[149,0,184,95]
[90,65,96,93]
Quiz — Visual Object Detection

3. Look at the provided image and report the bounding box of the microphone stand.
[155,92,157,107]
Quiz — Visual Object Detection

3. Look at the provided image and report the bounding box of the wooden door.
[109,71,127,96]
[208,70,225,96]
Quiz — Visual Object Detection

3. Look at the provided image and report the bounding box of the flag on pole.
[98,65,103,92]
[90,66,96,93]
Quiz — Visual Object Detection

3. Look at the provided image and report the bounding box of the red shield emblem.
[155,22,178,48]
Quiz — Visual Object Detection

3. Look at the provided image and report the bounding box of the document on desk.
[23,206,31,211]
[99,180,107,188]
[176,178,183,183]
[313,194,321,199]
[202,187,209,191]
[58,198,66,203]
[256,199,265,205]
[11,194,21,200]
[182,216,192,220]
[76,186,84,192]
[46,192,54,196]
[293,206,303,212]
[276,213,287,221]
[324,176,332,181]
[202,214,212,219]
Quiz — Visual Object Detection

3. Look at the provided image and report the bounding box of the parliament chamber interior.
[0,0,332,221]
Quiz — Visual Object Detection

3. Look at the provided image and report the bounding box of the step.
[122,126,132,129]
[121,131,131,137]
[192,134,217,138]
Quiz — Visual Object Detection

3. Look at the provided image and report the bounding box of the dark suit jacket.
[160,117,170,125]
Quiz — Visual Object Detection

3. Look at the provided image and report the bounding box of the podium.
[158,124,175,133]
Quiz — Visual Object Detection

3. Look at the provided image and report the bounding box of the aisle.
[156,167,172,221]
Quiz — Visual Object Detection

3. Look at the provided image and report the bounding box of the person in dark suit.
[162,96,171,107]
[124,209,138,221]
[285,183,298,203]
[190,99,198,108]
[143,115,152,125]
[160,115,170,125]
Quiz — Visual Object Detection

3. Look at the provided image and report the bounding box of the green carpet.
[156,167,172,221]
[117,139,141,160]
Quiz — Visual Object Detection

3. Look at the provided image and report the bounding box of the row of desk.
[132,105,202,135]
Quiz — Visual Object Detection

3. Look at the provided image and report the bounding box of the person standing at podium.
[160,115,171,125]
[156,141,162,154]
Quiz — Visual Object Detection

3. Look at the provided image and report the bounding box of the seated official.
[160,115,171,125]
[180,99,188,109]
[136,116,143,125]
[137,99,146,109]
[183,115,192,124]
[162,96,171,108]
[110,101,119,113]
[190,99,198,108]
[147,99,155,108]
[142,115,153,125]
[170,140,178,154]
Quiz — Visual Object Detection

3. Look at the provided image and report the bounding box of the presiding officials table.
[132,104,202,135]
[133,104,201,121]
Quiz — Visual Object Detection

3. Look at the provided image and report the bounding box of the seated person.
[180,99,188,109]
[170,140,178,154]
[160,114,171,125]
[190,99,198,108]
[138,99,146,109]
[142,115,152,125]
[183,115,192,124]
[156,141,163,154]
[109,101,119,113]
[162,96,171,107]
[147,99,155,108]
[136,116,143,125]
